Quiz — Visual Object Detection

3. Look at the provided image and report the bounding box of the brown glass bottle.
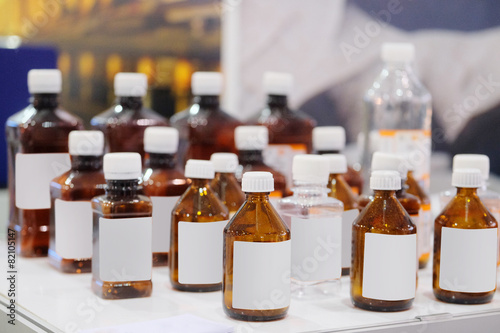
[318,149,364,195]
[211,153,245,217]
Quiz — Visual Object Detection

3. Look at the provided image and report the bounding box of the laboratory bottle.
[210,153,245,217]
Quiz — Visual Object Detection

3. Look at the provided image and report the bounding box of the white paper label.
[99,217,152,282]
[290,216,342,282]
[439,227,497,292]
[151,196,180,253]
[233,240,291,310]
[15,153,71,209]
[178,220,228,284]
[362,233,417,300]
[342,209,359,269]
[55,199,92,259]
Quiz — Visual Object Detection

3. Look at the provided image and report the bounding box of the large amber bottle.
[142,127,189,267]
[170,159,229,292]
[49,131,106,273]
[210,153,245,217]
[223,172,291,321]
[351,170,417,312]
[433,168,497,304]
[6,69,83,257]
[92,153,153,299]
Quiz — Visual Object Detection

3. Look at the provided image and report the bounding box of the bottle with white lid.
[91,153,153,299]
[6,69,84,257]
[351,170,417,311]
[170,159,229,292]
[360,42,432,195]
[49,130,106,273]
[278,154,343,298]
[170,72,241,163]
[91,72,168,161]
[210,153,245,217]
[223,171,291,321]
[433,168,497,304]
[142,127,189,267]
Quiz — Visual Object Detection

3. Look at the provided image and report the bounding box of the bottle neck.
[318,150,341,154]
[194,95,219,108]
[383,61,414,76]
[267,95,288,109]
[373,189,397,199]
[106,179,141,198]
[245,192,271,202]
[71,155,103,171]
[145,153,176,169]
[238,150,264,164]
[191,178,211,188]
[32,93,59,109]
[292,182,329,198]
[456,187,478,196]
[116,96,143,110]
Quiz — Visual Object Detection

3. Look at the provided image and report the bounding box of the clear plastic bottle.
[433,168,497,304]
[278,155,343,299]
[210,153,245,218]
[360,43,432,195]
[142,127,189,267]
[6,69,84,257]
[223,172,291,321]
[49,131,106,273]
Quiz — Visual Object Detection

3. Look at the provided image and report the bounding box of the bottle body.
[211,172,245,217]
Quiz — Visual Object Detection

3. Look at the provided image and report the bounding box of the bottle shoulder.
[7,105,83,128]
[91,105,167,126]
[171,104,240,124]
[436,194,498,229]
[173,186,229,220]
[142,168,189,196]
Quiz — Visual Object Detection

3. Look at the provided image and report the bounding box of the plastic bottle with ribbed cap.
[223,170,291,321]
[210,153,245,217]
[170,159,229,292]
[91,152,153,299]
[433,167,498,304]
[6,69,83,258]
[351,169,417,311]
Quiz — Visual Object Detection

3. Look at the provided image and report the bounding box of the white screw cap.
[235,126,268,150]
[312,126,346,152]
[103,153,142,180]
[453,154,489,181]
[263,71,293,96]
[114,72,147,97]
[323,154,348,174]
[191,72,223,96]
[144,127,179,154]
[241,171,274,193]
[210,153,239,173]
[381,42,415,63]
[292,154,329,184]
[184,159,214,179]
[28,69,62,94]
[69,130,104,156]
[452,168,482,188]
[371,152,408,179]
[370,170,401,190]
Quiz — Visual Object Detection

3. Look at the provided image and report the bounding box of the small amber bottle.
[323,154,359,276]
[92,153,153,299]
[170,159,229,292]
[210,153,245,217]
[433,168,497,304]
[223,172,291,321]
[142,127,189,266]
[351,170,417,312]
[49,131,106,273]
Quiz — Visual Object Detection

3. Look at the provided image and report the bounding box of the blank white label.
[99,217,152,282]
[362,233,417,301]
[233,240,291,310]
[55,199,92,259]
[291,216,342,282]
[16,153,71,209]
[151,196,180,252]
[342,209,359,269]
[178,220,228,284]
[439,227,497,293]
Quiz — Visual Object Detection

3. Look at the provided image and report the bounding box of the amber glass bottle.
[170,72,241,163]
[142,127,189,266]
[92,153,153,299]
[170,159,229,292]
[223,172,291,321]
[91,72,168,161]
[49,131,106,273]
[6,69,84,257]
[210,153,245,217]
[433,168,497,304]
[351,170,417,312]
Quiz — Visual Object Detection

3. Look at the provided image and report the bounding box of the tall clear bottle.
[6,69,84,257]
[210,153,245,218]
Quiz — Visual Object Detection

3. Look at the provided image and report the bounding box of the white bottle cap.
[323,154,348,174]
[191,72,223,96]
[370,170,401,190]
[210,153,239,173]
[69,130,104,156]
[28,69,62,94]
[184,159,215,179]
[144,127,179,154]
[263,71,293,96]
[292,154,330,184]
[312,126,346,152]
[235,126,268,151]
[381,42,415,63]
[114,72,147,97]
[371,152,408,180]
[103,153,142,180]
[241,171,274,193]
[452,154,489,181]
[452,168,482,188]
